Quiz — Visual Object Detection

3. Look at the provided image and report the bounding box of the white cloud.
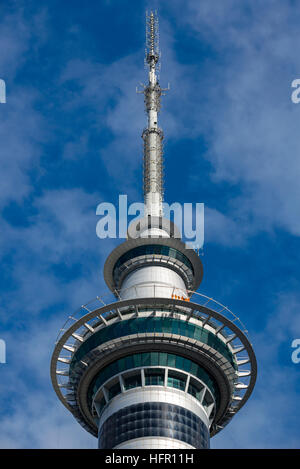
[0,8,48,207]
[212,290,300,448]
[0,389,96,449]
[0,186,118,333]
[161,1,300,242]
[1,0,300,449]
[0,187,113,447]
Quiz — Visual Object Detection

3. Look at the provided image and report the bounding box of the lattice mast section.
[143,11,165,218]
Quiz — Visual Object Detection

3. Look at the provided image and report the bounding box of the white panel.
[115,437,195,449]
[140,228,169,237]
[120,265,187,300]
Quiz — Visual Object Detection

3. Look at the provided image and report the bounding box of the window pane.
[159,352,168,366]
[167,354,176,368]
[108,382,121,400]
[145,369,164,386]
[167,371,186,391]
[133,354,142,367]
[150,352,159,365]
[188,383,203,401]
[88,351,219,410]
[123,374,142,390]
[142,353,151,366]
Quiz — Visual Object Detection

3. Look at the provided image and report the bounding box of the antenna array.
[145,10,160,64]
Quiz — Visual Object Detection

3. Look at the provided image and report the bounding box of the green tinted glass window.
[133,354,142,367]
[167,371,186,390]
[150,352,159,365]
[188,383,203,401]
[159,353,168,366]
[123,374,142,390]
[70,317,236,375]
[145,368,164,386]
[108,382,121,400]
[70,317,236,376]
[167,354,176,368]
[87,351,219,410]
[98,396,106,413]
[113,245,194,279]
[142,353,150,366]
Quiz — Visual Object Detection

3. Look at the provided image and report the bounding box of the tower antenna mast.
[143,10,165,218]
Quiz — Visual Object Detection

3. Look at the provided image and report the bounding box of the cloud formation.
[0,0,299,449]
[166,0,300,243]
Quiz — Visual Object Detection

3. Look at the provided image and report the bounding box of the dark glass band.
[98,401,210,449]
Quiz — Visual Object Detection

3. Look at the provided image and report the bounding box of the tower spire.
[143,10,164,218]
[146,10,159,84]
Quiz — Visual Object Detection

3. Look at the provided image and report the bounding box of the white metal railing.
[55,283,249,344]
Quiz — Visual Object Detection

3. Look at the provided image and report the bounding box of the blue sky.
[0,0,300,448]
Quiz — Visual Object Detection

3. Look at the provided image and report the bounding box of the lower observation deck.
[51,284,257,445]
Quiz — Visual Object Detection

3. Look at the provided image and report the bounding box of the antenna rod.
[142,11,164,217]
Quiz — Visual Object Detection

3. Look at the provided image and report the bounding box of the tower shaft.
[51,11,257,452]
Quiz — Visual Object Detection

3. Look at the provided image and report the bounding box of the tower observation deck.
[51,12,257,449]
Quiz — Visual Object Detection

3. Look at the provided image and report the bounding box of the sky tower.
[51,12,257,449]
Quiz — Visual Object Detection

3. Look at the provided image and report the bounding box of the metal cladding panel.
[140,227,169,237]
[120,265,187,299]
[115,437,194,449]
